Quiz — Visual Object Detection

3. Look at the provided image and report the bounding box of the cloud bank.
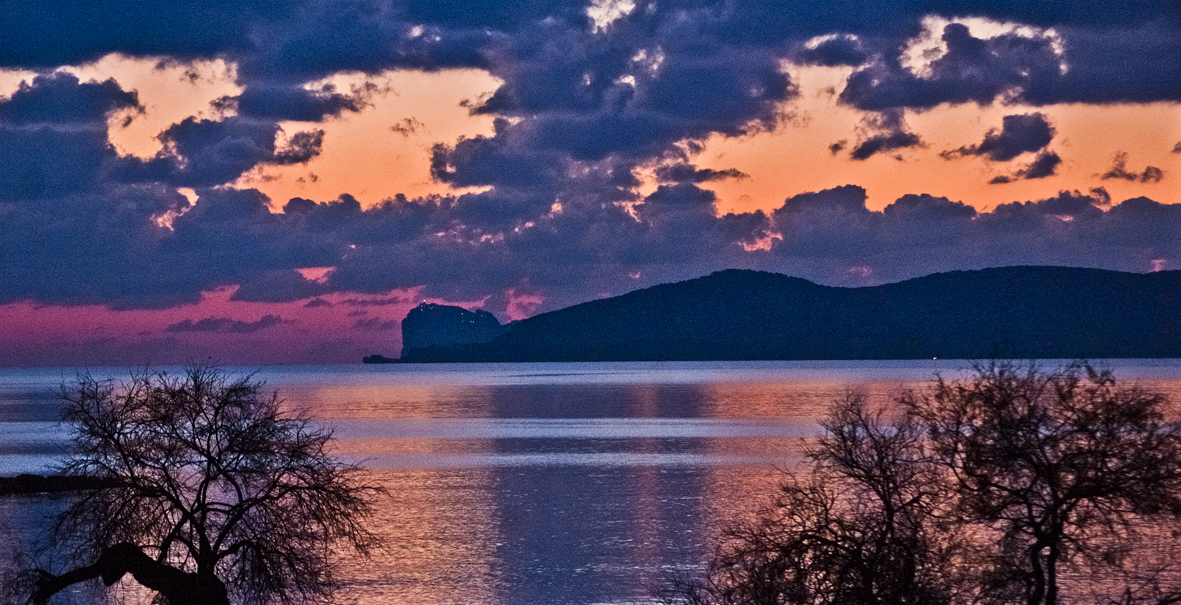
[1,0,1178,320]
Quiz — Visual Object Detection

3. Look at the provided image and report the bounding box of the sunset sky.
[1,0,1178,365]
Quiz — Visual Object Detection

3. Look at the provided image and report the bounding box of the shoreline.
[0,474,117,496]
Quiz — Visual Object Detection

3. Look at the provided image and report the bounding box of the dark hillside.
[399,267,1181,361]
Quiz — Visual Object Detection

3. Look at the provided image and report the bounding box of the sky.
[0,0,1178,365]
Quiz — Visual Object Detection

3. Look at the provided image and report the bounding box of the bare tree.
[14,366,384,605]
[904,361,1181,605]
[664,362,1181,605]
[660,393,968,605]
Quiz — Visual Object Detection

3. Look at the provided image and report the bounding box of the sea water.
[3,360,1180,604]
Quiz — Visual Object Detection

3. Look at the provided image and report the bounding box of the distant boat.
[361,354,398,364]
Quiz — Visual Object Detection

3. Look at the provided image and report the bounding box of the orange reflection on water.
[287,384,498,419]
[8,363,1180,604]
[337,468,504,605]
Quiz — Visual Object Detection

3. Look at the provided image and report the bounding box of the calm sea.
[3,360,1181,604]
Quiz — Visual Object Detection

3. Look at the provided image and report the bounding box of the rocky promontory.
[394,267,1181,362]
[399,302,508,360]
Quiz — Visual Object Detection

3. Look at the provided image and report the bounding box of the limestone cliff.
[400,303,507,358]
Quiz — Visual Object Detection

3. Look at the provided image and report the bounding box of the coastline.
[0,474,117,496]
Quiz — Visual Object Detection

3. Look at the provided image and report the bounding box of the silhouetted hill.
[400,302,508,356]
[399,267,1181,362]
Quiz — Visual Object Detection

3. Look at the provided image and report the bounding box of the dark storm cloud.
[0,185,338,309]
[4,176,1179,315]
[0,126,111,199]
[312,180,769,310]
[0,74,141,200]
[113,117,325,188]
[237,2,412,82]
[3,0,1175,104]
[402,0,587,31]
[622,183,771,265]
[792,35,868,67]
[839,18,1180,111]
[0,72,141,126]
[165,314,285,334]
[245,6,508,82]
[2,0,1179,317]
[1018,150,1061,179]
[429,119,564,189]
[255,0,1177,115]
[775,185,873,218]
[942,113,1054,162]
[231,270,326,302]
[0,185,205,308]
[772,187,978,264]
[1101,152,1165,183]
[850,131,923,160]
[3,0,1171,71]
[0,0,287,68]
[1018,21,1181,106]
[839,23,1061,111]
[221,82,375,122]
[989,150,1062,184]
[653,164,747,183]
[458,19,794,166]
[160,188,346,283]
[2,1,1170,179]
[766,185,1181,286]
[341,296,414,307]
[849,109,924,160]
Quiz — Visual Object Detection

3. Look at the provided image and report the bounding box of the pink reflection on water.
[5,362,1181,604]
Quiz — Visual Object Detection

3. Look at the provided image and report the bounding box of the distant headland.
[365,266,1181,363]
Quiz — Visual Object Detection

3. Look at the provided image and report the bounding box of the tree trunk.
[1046,539,1059,605]
[1028,542,1045,605]
[32,542,229,605]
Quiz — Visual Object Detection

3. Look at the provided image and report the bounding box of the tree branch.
[31,542,229,605]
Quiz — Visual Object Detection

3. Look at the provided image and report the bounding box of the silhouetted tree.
[660,393,969,605]
[663,362,1181,605]
[906,361,1181,605]
[12,366,384,605]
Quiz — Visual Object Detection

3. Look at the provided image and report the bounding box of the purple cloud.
[165,315,286,334]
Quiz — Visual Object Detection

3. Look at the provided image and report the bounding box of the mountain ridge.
[396,266,1181,362]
